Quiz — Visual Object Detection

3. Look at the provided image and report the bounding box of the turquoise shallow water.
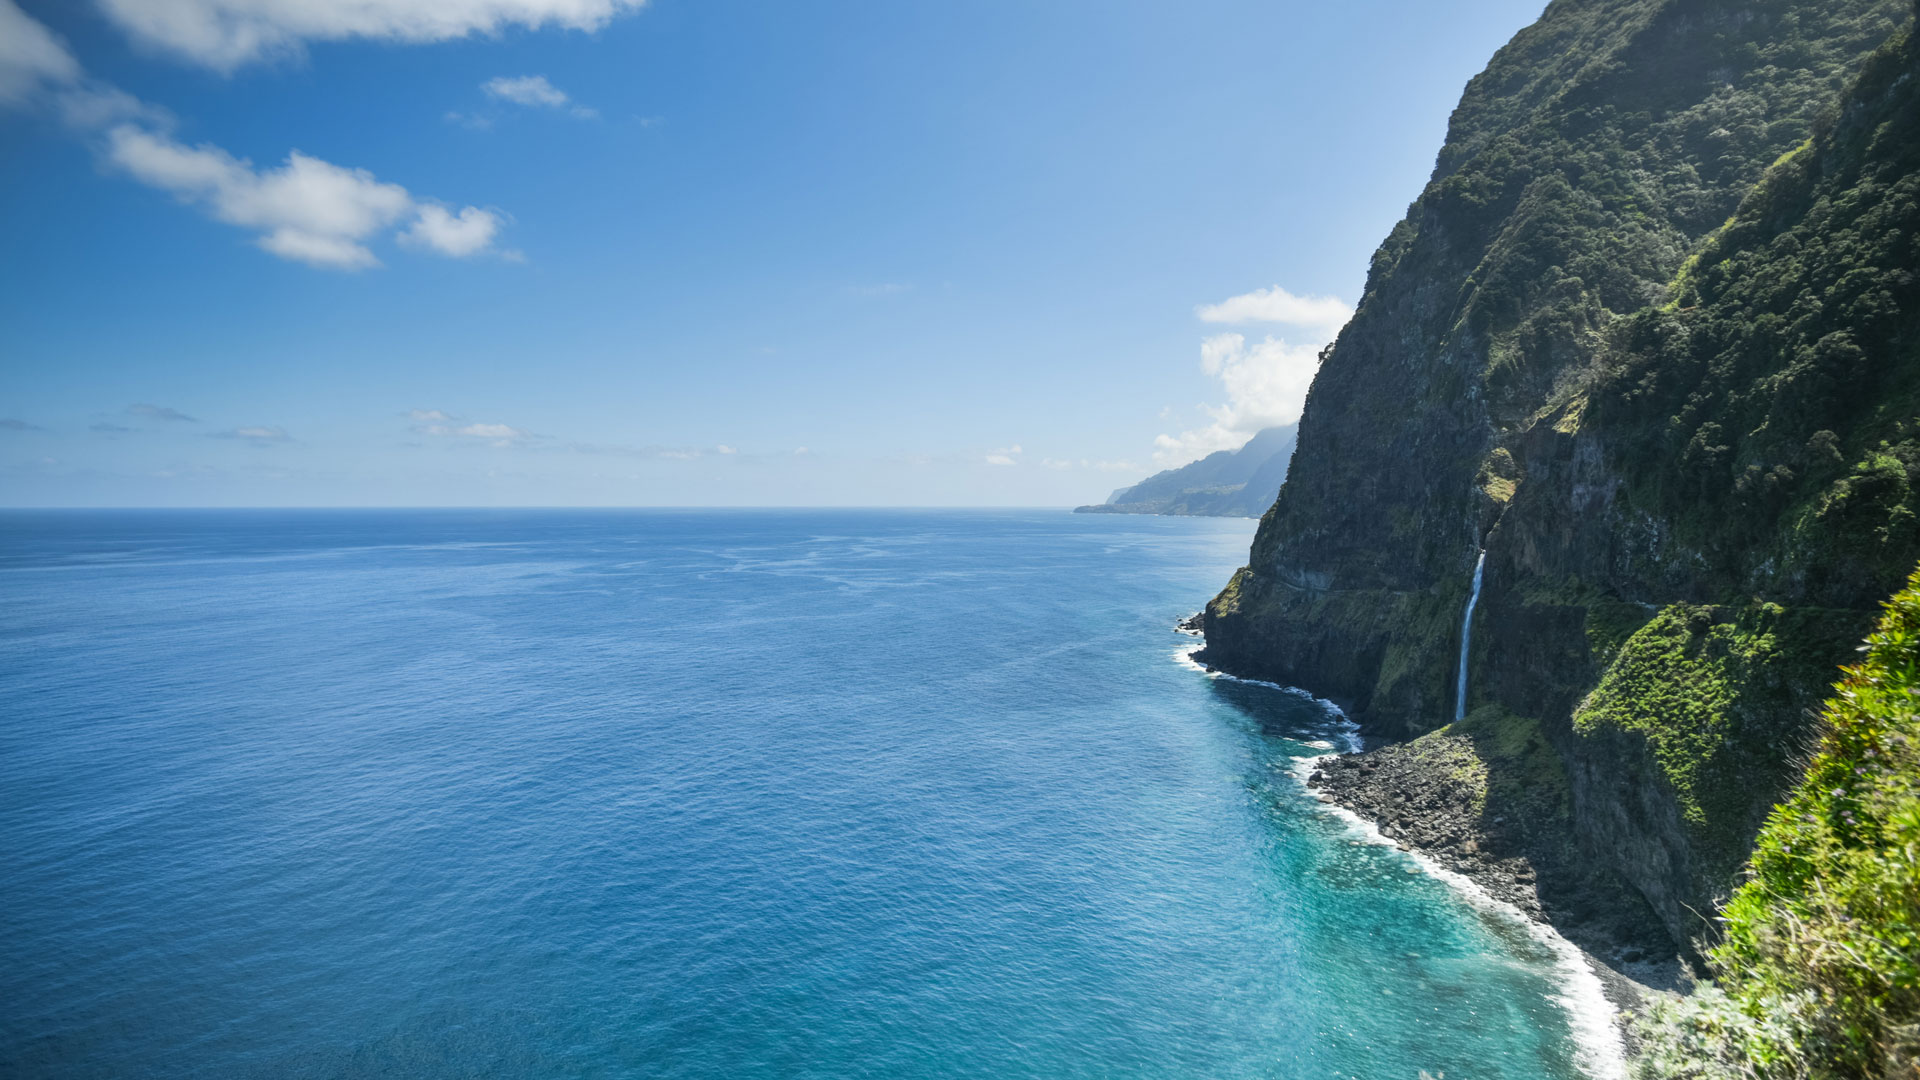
[1,509,1602,1078]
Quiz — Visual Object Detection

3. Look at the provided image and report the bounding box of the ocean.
[0,509,1613,1078]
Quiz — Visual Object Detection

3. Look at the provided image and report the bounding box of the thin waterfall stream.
[1456,550,1486,722]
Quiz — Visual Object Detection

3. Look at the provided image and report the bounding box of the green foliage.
[1587,24,1920,608]
[1632,982,1820,1080]
[1636,565,1920,1078]
[1452,704,1570,814]
[1251,0,1909,600]
[1415,0,1912,423]
[1574,601,1866,884]
[1585,600,1657,666]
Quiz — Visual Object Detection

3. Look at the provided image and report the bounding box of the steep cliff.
[1200,0,1918,960]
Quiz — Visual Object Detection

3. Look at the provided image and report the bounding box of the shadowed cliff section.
[1200,0,1917,965]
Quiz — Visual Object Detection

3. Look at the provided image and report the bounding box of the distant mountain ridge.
[1074,425,1296,518]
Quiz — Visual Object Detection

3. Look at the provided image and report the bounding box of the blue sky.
[1,0,1545,506]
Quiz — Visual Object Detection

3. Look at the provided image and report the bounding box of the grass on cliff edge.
[1636,565,1920,1079]
[1574,601,1869,891]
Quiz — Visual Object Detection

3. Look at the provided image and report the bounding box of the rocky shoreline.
[1185,613,1686,1040]
[1304,747,1683,997]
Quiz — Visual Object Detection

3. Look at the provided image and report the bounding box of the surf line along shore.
[1173,615,1632,1079]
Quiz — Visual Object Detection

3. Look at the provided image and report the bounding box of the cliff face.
[1200,0,1918,955]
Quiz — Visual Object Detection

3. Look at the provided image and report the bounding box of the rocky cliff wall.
[1200,0,1917,954]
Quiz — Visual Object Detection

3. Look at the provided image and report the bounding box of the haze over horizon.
[2,0,1547,507]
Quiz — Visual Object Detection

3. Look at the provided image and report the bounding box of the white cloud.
[468,74,595,122]
[716,444,737,454]
[1151,285,1350,467]
[985,444,1022,466]
[56,83,171,129]
[1195,285,1352,339]
[408,411,533,446]
[96,0,648,72]
[457,422,526,439]
[2,1,517,272]
[402,204,503,257]
[0,0,78,105]
[103,125,503,268]
[483,74,565,106]
[1153,333,1325,467]
[106,127,413,268]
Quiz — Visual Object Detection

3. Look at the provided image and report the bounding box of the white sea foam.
[1171,629,1625,1079]
[1282,756,1629,1080]
[1172,639,1362,751]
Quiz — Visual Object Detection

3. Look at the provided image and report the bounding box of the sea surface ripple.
[2,509,1598,1079]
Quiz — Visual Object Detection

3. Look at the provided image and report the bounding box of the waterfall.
[1455,549,1486,722]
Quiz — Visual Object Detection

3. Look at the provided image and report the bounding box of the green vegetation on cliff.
[1202,0,1920,969]
[1587,18,1920,605]
[1573,602,1869,889]
[1636,567,1920,1079]
[1553,15,1920,952]
[1195,2,1920,1074]
[1204,0,1911,729]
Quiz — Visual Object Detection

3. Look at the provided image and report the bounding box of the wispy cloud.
[464,73,591,121]
[94,0,648,73]
[409,409,536,446]
[845,283,911,298]
[985,444,1022,467]
[0,0,79,105]
[0,2,510,270]
[457,422,529,440]
[0,418,45,431]
[130,402,198,422]
[1195,285,1352,338]
[90,422,133,433]
[105,126,504,268]
[484,74,567,107]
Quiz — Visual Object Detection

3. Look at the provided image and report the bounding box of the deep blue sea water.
[1,509,1611,1079]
